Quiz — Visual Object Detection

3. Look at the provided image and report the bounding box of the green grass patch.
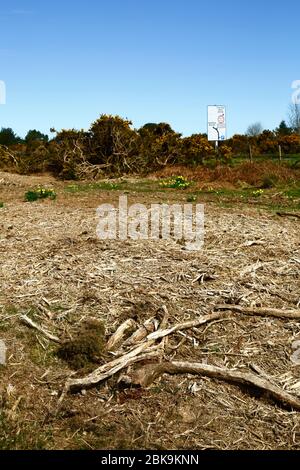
[195,185,300,212]
[0,412,53,450]
[284,187,300,199]
[28,338,58,367]
[65,179,161,194]
[261,202,300,212]
[66,182,121,192]
[25,188,56,202]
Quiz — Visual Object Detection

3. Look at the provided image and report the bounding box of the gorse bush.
[25,188,57,202]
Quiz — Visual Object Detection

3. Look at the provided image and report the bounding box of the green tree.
[139,122,176,138]
[275,121,292,136]
[25,129,49,143]
[0,127,21,146]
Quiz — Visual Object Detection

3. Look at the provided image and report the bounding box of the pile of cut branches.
[54,305,300,411]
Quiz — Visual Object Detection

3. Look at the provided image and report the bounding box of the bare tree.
[246,122,263,136]
[288,103,300,134]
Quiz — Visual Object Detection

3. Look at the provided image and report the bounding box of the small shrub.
[0,202,4,208]
[57,320,106,370]
[187,195,197,202]
[260,175,279,189]
[219,145,233,163]
[25,188,56,202]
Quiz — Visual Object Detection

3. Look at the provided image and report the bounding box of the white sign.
[207,105,226,141]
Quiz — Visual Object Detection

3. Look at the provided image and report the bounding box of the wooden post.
[279,145,282,162]
[249,144,253,163]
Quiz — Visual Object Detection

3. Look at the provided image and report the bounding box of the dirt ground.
[0,171,300,450]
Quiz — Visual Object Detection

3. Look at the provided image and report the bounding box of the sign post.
[207,105,227,158]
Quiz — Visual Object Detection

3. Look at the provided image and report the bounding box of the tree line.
[0,112,300,179]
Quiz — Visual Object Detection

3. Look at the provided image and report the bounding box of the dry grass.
[153,162,300,188]
[0,170,300,450]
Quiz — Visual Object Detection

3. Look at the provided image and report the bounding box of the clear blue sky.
[0,0,299,138]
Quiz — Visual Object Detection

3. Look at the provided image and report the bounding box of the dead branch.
[122,317,157,347]
[158,305,170,350]
[0,144,19,167]
[20,315,61,343]
[159,305,170,330]
[215,304,300,320]
[107,319,137,351]
[276,212,300,220]
[127,361,300,411]
[65,330,160,391]
[146,312,227,342]
[63,305,173,393]
[63,339,160,394]
[62,312,229,394]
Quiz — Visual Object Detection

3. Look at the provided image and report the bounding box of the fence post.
[249,145,253,163]
[279,145,282,162]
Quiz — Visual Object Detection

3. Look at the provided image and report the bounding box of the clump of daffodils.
[160,176,191,190]
[252,189,264,198]
[25,187,57,202]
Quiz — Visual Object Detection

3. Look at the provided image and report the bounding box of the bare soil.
[0,171,300,450]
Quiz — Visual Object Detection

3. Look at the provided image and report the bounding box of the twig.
[215,304,300,320]
[146,312,227,341]
[159,305,170,330]
[20,315,61,343]
[276,212,300,220]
